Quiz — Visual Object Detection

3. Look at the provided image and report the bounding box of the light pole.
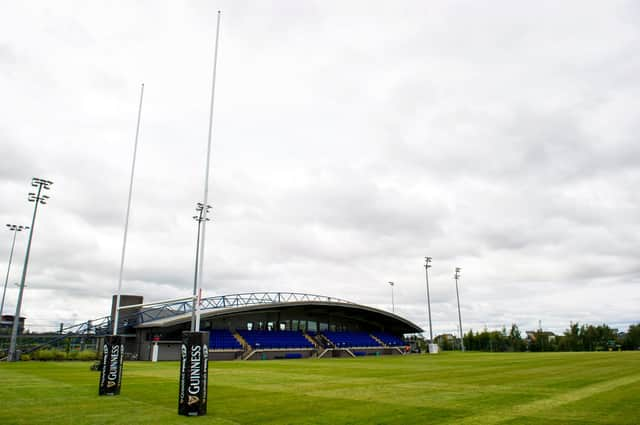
[424,257,433,342]
[190,203,211,331]
[8,178,52,361]
[1,225,29,319]
[388,281,395,313]
[454,267,464,352]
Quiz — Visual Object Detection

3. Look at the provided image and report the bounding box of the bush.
[77,350,98,361]
[25,348,97,361]
[35,350,55,361]
[20,354,31,361]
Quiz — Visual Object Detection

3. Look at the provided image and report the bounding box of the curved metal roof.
[133,293,423,334]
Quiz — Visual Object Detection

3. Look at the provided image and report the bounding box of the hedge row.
[21,349,98,361]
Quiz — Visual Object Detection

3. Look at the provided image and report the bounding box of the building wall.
[0,315,25,334]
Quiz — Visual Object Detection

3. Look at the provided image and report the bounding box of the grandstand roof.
[135,297,422,334]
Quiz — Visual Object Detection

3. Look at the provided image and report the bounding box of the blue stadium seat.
[372,332,405,346]
[322,331,382,348]
[208,329,243,350]
[237,330,314,350]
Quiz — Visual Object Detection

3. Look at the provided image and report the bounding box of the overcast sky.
[1,1,639,335]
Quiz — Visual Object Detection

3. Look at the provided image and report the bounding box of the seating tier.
[372,332,405,346]
[323,331,382,348]
[237,330,314,349]
[208,329,243,350]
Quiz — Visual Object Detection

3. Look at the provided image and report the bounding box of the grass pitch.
[1,352,639,424]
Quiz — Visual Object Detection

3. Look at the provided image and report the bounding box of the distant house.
[434,333,459,350]
[434,333,455,342]
[525,330,557,342]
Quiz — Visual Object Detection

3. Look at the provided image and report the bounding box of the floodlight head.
[388,281,394,286]
[31,177,53,190]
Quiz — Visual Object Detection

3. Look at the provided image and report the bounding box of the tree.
[464,329,476,351]
[562,322,582,351]
[623,324,640,350]
[508,324,524,352]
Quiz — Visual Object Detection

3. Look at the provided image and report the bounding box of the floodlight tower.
[1,224,29,319]
[191,202,211,331]
[454,267,464,352]
[8,178,53,361]
[424,257,433,342]
[388,281,395,313]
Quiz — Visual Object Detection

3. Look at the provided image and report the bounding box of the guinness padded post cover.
[178,331,209,416]
[99,335,124,396]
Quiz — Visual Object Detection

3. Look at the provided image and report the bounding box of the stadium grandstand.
[112,292,422,360]
[2,292,422,361]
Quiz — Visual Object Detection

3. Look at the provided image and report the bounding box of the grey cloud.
[0,44,18,65]
[1,1,639,335]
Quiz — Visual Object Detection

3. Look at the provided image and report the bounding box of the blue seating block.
[322,332,382,348]
[237,330,314,350]
[208,329,243,350]
[372,332,405,346]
